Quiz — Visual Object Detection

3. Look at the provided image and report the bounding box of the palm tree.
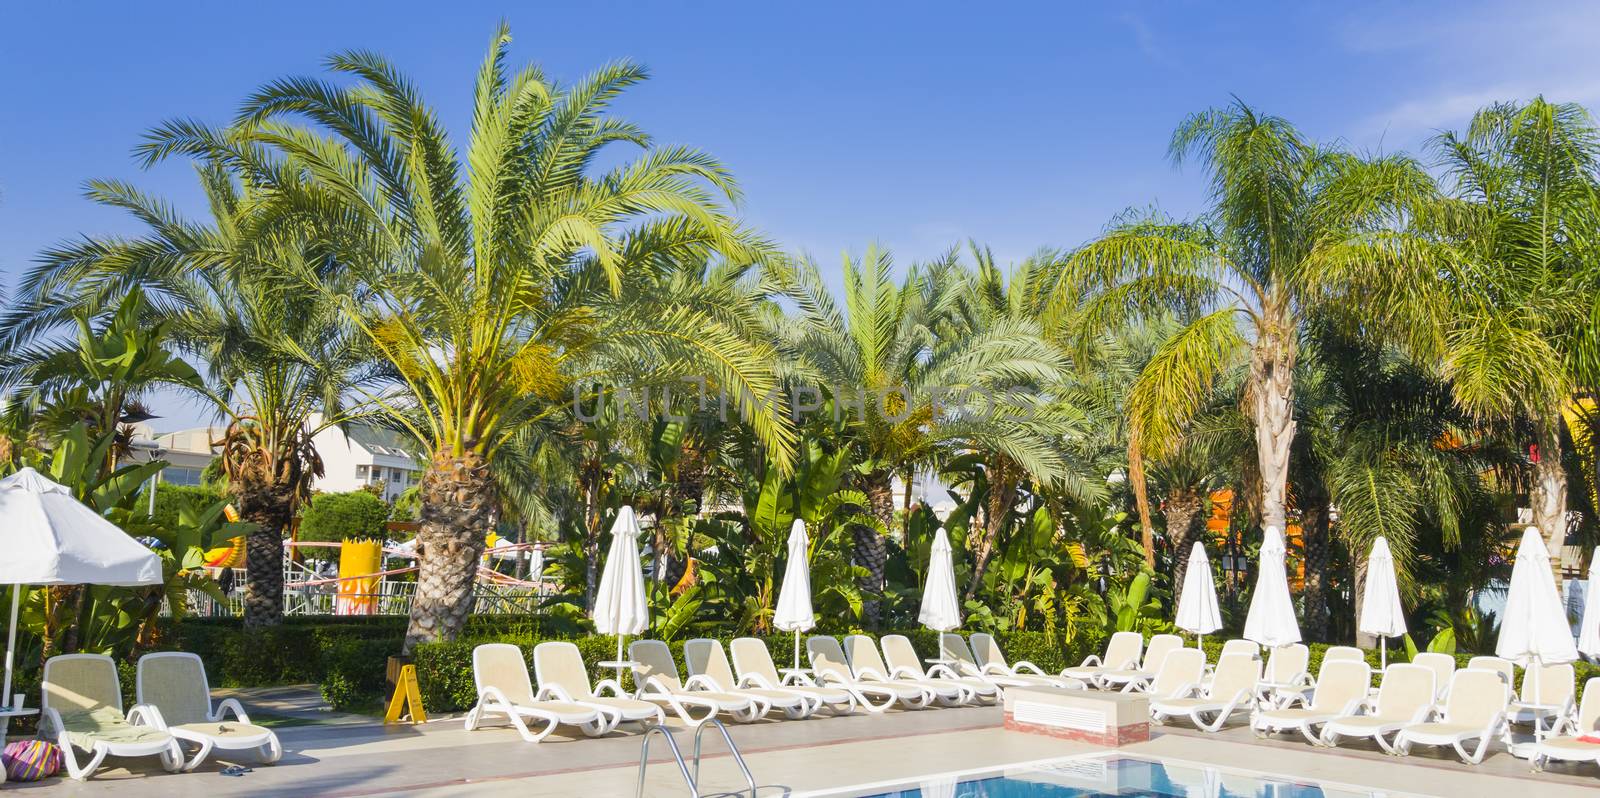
[166,26,795,647]
[1316,98,1600,568]
[1052,101,1416,538]
[3,165,370,627]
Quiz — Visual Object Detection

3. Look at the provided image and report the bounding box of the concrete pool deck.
[4,700,1598,796]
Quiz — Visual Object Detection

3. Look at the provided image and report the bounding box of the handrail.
[636,724,698,798]
[691,718,756,797]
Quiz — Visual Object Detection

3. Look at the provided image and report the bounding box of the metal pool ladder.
[635,718,757,797]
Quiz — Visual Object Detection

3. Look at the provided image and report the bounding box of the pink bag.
[3,739,63,781]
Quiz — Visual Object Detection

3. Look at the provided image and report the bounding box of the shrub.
[298,491,392,549]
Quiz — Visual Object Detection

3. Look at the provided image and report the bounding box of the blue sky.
[2,0,1595,426]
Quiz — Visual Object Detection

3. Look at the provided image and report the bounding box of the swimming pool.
[833,755,1414,797]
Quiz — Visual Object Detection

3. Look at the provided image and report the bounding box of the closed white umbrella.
[1174,542,1222,648]
[527,546,545,587]
[1243,526,1301,649]
[592,506,648,683]
[1577,548,1600,659]
[773,519,815,671]
[1358,537,1407,670]
[918,527,962,632]
[1497,526,1579,739]
[0,468,163,709]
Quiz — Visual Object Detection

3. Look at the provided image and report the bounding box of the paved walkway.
[3,692,1598,796]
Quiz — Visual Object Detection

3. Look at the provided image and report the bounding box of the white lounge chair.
[728,637,856,715]
[880,634,998,704]
[1096,634,1184,690]
[466,643,613,741]
[1393,668,1511,764]
[684,638,821,719]
[135,652,282,770]
[1122,647,1205,700]
[1060,631,1142,681]
[968,633,1085,689]
[1150,652,1260,732]
[533,641,664,728]
[1319,664,1435,752]
[1531,677,1600,772]
[1322,646,1365,664]
[808,636,931,711]
[1251,659,1371,744]
[1409,653,1455,702]
[1467,655,1515,688]
[630,640,762,725]
[1510,662,1575,729]
[940,633,1084,690]
[843,634,973,706]
[41,654,182,780]
[1253,643,1312,707]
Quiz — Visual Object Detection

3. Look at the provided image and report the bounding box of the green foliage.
[149,484,226,534]
[299,490,392,545]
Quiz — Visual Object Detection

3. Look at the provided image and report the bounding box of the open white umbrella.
[1577,547,1600,659]
[1174,542,1222,648]
[1358,537,1407,670]
[592,506,648,684]
[0,468,162,709]
[773,519,815,671]
[1243,526,1301,649]
[918,527,962,632]
[1497,526,1579,739]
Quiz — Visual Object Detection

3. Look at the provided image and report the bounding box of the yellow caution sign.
[384,663,427,724]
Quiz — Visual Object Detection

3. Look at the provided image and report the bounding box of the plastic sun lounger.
[1393,668,1511,765]
[1251,659,1371,745]
[1060,631,1143,682]
[135,652,282,770]
[968,633,1086,689]
[807,636,931,711]
[1121,648,1205,699]
[533,641,664,728]
[466,644,613,741]
[1408,653,1456,703]
[727,637,856,715]
[880,634,998,705]
[41,654,183,780]
[1095,634,1185,690]
[1319,664,1435,752]
[684,638,821,719]
[1252,643,1312,707]
[1150,652,1260,732]
[842,634,973,707]
[1510,662,1575,728]
[630,640,762,725]
[1532,676,1600,772]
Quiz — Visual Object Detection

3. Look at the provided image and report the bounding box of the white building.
[306,413,423,501]
[124,423,220,487]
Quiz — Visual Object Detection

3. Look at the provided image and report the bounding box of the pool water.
[854,756,1392,798]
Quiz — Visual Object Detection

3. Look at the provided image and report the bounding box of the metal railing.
[635,719,755,798]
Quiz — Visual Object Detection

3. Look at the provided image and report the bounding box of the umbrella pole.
[1380,637,1386,671]
[793,629,801,672]
[616,635,627,691]
[2,583,19,708]
[1533,655,1543,740]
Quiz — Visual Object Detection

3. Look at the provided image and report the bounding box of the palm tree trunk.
[233,473,294,629]
[1300,491,1331,641]
[1165,487,1203,593]
[1352,555,1373,648]
[1532,415,1570,580]
[1127,439,1157,568]
[965,459,1014,600]
[404,449,493,652]
[856,470,893,630]
[1249,334,1297,533]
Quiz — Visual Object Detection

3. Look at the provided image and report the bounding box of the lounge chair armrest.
[213,697,252,724]
[536,684,576,702]
[1120,676,1152,694]
[478,685,514,706]
[128,703,167,730]
[1338,697,1366,716]
[683,674,721,692]
[926,663,961,680]
[1172,681,1203,699]
[40,706,65,740]
[737,673,772,689]
[979,663,1013,677]
[854,666,891,682]
[1288,671,1314,689]
[888,665,923,680]
[1012,660,1047,676]
[1077,655,1104,668]
[1407,705,1436,724]
[782,671,819,687]
[593,678,626,698]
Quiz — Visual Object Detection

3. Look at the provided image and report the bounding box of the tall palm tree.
[1052,101,1416,537]
[3,164,370,627]
[1316,98,1600,567]
[160,26,795,647]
